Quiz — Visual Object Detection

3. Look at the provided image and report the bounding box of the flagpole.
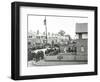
[44,16,47,45]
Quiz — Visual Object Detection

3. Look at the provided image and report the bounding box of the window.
[75,34,79,39]
[81,46,84,52]
[29,36,32,38]
[28,42,31,45]
[82,34,87,39]
[36,36,40,39]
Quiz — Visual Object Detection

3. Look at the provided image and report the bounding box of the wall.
[76,39,88,55]
[0,0,99,82]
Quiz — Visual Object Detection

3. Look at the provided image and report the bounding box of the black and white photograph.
[27,15,88,66]
[11,2,97,80]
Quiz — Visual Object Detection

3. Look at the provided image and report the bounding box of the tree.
[37,30,39,35]
[52,40,54,47]
[58,30,65,36]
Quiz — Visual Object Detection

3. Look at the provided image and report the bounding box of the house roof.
[76,23,88,33]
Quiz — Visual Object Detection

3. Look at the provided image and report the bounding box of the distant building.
[28,30,71,49]
[28,32,36,48]
[75,23,88,56]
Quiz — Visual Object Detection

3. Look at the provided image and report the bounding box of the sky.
[28,15,88,39]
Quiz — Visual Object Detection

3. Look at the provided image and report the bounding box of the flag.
[44,16,46,25]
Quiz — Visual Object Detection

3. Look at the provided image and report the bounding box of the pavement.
[28,60,87,67]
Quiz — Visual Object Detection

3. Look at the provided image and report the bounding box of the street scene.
[27,15,88,67]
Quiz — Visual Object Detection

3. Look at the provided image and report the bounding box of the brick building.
[75,23,88,56]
